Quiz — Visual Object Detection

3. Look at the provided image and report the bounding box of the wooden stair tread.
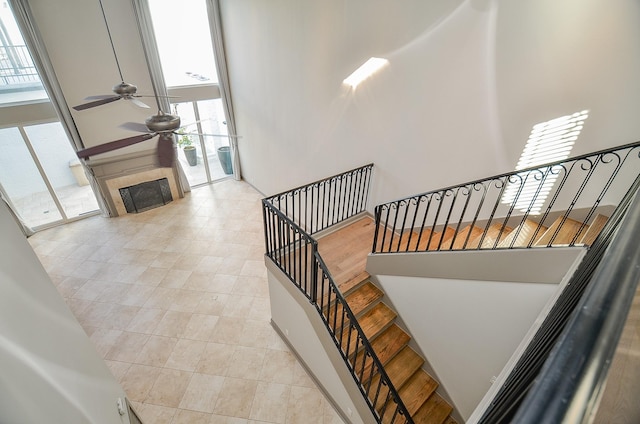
[379,370,438,418]
[368,346,425,403]
[346,281,384,315]
[450,225,484,250]
[465,223,512,249]
[325,281,383,329]
[498,219,547,248]
[428,226,455,250]
[535,216,587,246]
[580,214,609,246]
[340,302,396,350]
[339,271,370,295]
[412,393,454,424]
[354,324,411,382]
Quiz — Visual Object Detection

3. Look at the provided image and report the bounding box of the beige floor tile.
[249,382,290,423]
[286,386,325,424]
[120,364,161,402]
[160,269,192,289]
[212,377,258,418]
[184,314,219,341]
[95,282,130,303]
[178,373,225,413]
[121,284,156,307]
[196,342,235,376]
[203,273,238,294]
[226,346,266,380]
[170,289,204,312]
[89,328,123,358]
[101,304,140,330]
[239,320,277,349]
[56,276,88,298]
[146,368,192,408]
[106,331,150,363]
[232,275,269,298]
[138,266,169,286]
[221,294,254,318]
[165,339,207,371]
[171,409,211,424]
[259,349,296,385]
[79,301,115,328]
[195,293,228,316]
[72,279,108,301]
[144,287,179,310]
[104,360,131,383]
[126,308,166,334]
[137,403,176,424]
[153,310,193,338]
[209,316,244,345]
[135,335,178,367]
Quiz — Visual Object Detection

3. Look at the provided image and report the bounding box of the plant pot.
[217,146,233,174]
[183,146,197,166]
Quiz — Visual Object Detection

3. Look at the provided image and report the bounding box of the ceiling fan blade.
[120,122,152,133]
[72,95,121,111]
[76,133,157,159]
[157,135,175,167]
[129,98,151,109]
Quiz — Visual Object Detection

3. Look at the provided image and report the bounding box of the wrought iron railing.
[264,164,373,236]
[373,141,640,254]
[0,45,41,86]
[263,164,415,423]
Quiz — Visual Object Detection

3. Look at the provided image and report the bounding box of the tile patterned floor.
[29,179,345,424]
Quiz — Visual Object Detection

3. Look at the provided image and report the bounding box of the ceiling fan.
[76,111,182,167]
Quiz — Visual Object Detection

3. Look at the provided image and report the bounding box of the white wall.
[219,0,640,204]
[0,201,130,423]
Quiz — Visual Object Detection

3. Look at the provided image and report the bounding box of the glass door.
[0,6,99,230]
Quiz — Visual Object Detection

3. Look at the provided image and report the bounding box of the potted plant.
[177,130,197,166]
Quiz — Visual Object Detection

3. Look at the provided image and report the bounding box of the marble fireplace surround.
[86,150,183,217]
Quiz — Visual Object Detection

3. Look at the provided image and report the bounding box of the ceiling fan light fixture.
[112,82,138,96]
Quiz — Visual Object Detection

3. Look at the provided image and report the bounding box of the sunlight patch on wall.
[502,110,589,214]
[343,57,388,89]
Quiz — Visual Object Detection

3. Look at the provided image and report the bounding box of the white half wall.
[266,259,375,424]
[0,201,130,423]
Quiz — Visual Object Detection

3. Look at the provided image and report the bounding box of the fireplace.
[86,150,183,217]
[119,178,172,213]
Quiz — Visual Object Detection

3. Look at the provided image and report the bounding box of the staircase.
[318,217,458,424]
[316,212,609,423]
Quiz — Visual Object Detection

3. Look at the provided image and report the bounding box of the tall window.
[148,0,232,186]
[0,1,46,105]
